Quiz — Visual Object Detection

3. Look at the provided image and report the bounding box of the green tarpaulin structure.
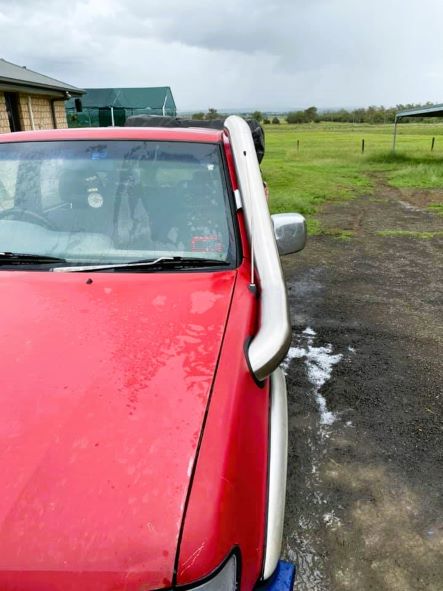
[66,87,176,127]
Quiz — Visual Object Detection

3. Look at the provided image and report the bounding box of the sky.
[1,0,443,111]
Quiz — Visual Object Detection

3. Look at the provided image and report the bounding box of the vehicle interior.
[0,140,235,265]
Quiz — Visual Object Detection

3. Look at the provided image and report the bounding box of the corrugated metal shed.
[0,58,84,97]
[396,104,443,119]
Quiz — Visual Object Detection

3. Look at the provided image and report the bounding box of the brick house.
[0,58,84,134]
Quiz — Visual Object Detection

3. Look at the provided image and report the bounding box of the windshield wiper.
[52,256,230,273]
[0,252,67,265]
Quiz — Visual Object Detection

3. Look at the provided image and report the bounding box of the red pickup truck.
[0,116,305,591]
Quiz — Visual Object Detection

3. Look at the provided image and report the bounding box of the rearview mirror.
[271,213,306,256]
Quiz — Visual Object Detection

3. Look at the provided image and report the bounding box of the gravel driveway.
[281,179,442,590]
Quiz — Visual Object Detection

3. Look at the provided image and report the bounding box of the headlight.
[190,555,237,591]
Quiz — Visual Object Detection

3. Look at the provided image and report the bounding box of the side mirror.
[271,213,307,256]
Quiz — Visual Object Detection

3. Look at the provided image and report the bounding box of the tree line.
[191,109,280,124]
[191,104,441,125]
[285,104,438,124]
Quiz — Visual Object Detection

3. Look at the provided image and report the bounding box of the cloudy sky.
[1,0,443,111]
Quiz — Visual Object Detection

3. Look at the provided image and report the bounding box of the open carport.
[393,103,443,150]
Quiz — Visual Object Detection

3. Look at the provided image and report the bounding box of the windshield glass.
[0,140,236,267]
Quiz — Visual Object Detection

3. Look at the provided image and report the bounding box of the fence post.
[392,117,398,152]
[297,139,300,152]
[361,139,365,154]
[431,137,435,152]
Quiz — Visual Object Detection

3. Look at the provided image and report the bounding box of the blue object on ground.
[260,560,296,591]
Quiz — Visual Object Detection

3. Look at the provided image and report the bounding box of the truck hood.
[0,270,236,590]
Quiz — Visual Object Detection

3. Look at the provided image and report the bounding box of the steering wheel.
[0,208,57,230]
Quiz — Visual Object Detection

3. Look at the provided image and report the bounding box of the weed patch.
[427,203,443,215]
[376,230,443,239]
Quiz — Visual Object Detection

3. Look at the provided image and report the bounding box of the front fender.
[176,264,270,591]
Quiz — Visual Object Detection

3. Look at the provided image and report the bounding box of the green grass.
[427,203,443,215]
[261,122,443,229]
[376,230,443,239]
[387,162,443,189]
[316,228,354,240]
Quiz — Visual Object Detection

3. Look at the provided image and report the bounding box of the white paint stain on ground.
[282,327,343,425]
[283,327,353,590]
[323,510,342,530]
[303,327,316,337]
[398,200,421,212]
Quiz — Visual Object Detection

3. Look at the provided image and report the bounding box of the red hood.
[0,270,236,590]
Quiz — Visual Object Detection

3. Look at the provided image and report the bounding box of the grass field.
[261,122,443,233]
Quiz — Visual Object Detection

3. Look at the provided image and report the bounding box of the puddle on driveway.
[282,327,443,591]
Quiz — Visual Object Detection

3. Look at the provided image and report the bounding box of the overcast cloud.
[1,0,443,111]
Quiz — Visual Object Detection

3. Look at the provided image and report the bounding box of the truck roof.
[0,126,224,144]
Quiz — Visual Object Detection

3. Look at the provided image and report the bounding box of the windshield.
[0,140,236,268]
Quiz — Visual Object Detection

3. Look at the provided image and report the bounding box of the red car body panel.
[0,126,277,591]
[0,127,224,144]
[0,270,236,590]
[177,264,269,591]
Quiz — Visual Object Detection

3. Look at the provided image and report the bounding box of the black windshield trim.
[0,252,67,264]
[218,142,242,268]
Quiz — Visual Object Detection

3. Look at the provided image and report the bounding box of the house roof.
[71,87,175,110]
[0,58,84,97]
[396,103,443,119]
